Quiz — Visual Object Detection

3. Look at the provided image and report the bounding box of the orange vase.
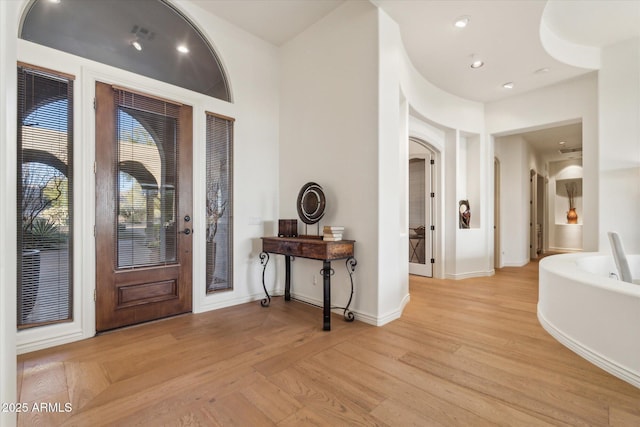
[567,208,578,224]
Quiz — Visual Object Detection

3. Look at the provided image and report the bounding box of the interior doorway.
[408,138,436,277]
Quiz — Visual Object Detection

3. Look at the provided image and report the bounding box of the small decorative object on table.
[297,182,326,235]
[278,219,298,237]
[459,200,471,229]
[323,225,344,241]
[565,182,578,224]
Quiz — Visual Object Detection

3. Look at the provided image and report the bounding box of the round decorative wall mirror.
[297,182,326,224]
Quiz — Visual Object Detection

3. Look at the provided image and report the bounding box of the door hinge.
[430,192,435,198]
[430,225,435,231]
[93,161,97,173]
[93,98,96,110]
[430,159,435,165]
[430,258,435,264]
[93,225,96,237]
[93,289,97,302]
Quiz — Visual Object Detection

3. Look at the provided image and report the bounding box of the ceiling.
[21,0,638,158]
[194,0,639,104]
[517,122,583,162]
[193,0,639,160]
[190,0,345,47]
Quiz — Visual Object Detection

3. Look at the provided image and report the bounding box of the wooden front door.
[95,82,192,332]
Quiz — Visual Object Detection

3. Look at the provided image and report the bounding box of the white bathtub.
[538,253,640,388]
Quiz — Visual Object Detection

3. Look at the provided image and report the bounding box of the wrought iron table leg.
[343,257,357,322]
[259,251,271,307]
[284,255,291,301]
[321,260,333,331]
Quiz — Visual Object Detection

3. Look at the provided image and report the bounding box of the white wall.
[279,1,381,324]
[494,135,530,266]
[460,133,482,228]
[0,2,18,426]
[379,8,491,286]
[486,74,598,253]
[278,3,492,327]
[177,0,282,313]
[598,38,640,252]
[8,0,281,354]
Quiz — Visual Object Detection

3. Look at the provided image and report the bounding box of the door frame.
[494,157,501,269]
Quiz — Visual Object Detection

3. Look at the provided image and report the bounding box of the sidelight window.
[205,113,233,292]
[17,64,74,328]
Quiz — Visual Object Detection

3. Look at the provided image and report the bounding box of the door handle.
[179,228,192,235]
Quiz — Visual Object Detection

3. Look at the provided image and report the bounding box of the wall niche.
[548,159,583,251]
[458,132,481,229]
[555,178,582,225]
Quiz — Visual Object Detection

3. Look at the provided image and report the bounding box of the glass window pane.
[116,107,178,268]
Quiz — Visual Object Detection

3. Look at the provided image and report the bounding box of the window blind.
[205,113,233,292]
[114,89,180,269]
[17,64,74,328]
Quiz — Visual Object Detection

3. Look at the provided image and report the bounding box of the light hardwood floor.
[18,260,640,426]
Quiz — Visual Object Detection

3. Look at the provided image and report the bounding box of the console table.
[259,236,356,330]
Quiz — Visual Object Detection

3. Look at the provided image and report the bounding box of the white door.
[409,140,435,277]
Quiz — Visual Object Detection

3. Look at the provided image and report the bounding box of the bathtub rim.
[538,252,640,389]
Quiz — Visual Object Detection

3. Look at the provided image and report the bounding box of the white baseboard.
[196,291,269,313]
[17,328,86,355]
[288,292,411,327]
[548,246,583,253]
[501,260,529,267]
[445,270,495,280]
[373,293,411,326]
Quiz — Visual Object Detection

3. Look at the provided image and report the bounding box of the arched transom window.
[20,0,230,101]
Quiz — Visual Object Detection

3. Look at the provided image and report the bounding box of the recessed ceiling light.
[454,16,470,28]
[131,41,142,51]
[559,141,566,145]
[469,54,484,69]
[535,67,550,74]
[48,0,61,3]
[503,82,514,89]
[177,45,189,54]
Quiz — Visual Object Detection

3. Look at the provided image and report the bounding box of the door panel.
[95,82,192,332]
[408,141,435,278]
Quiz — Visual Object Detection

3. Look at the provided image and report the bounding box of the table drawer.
[262,239,302,256]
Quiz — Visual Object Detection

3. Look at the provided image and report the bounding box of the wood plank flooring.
[17,260,640,426]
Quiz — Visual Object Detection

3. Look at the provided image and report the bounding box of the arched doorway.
[408,138,437,278]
